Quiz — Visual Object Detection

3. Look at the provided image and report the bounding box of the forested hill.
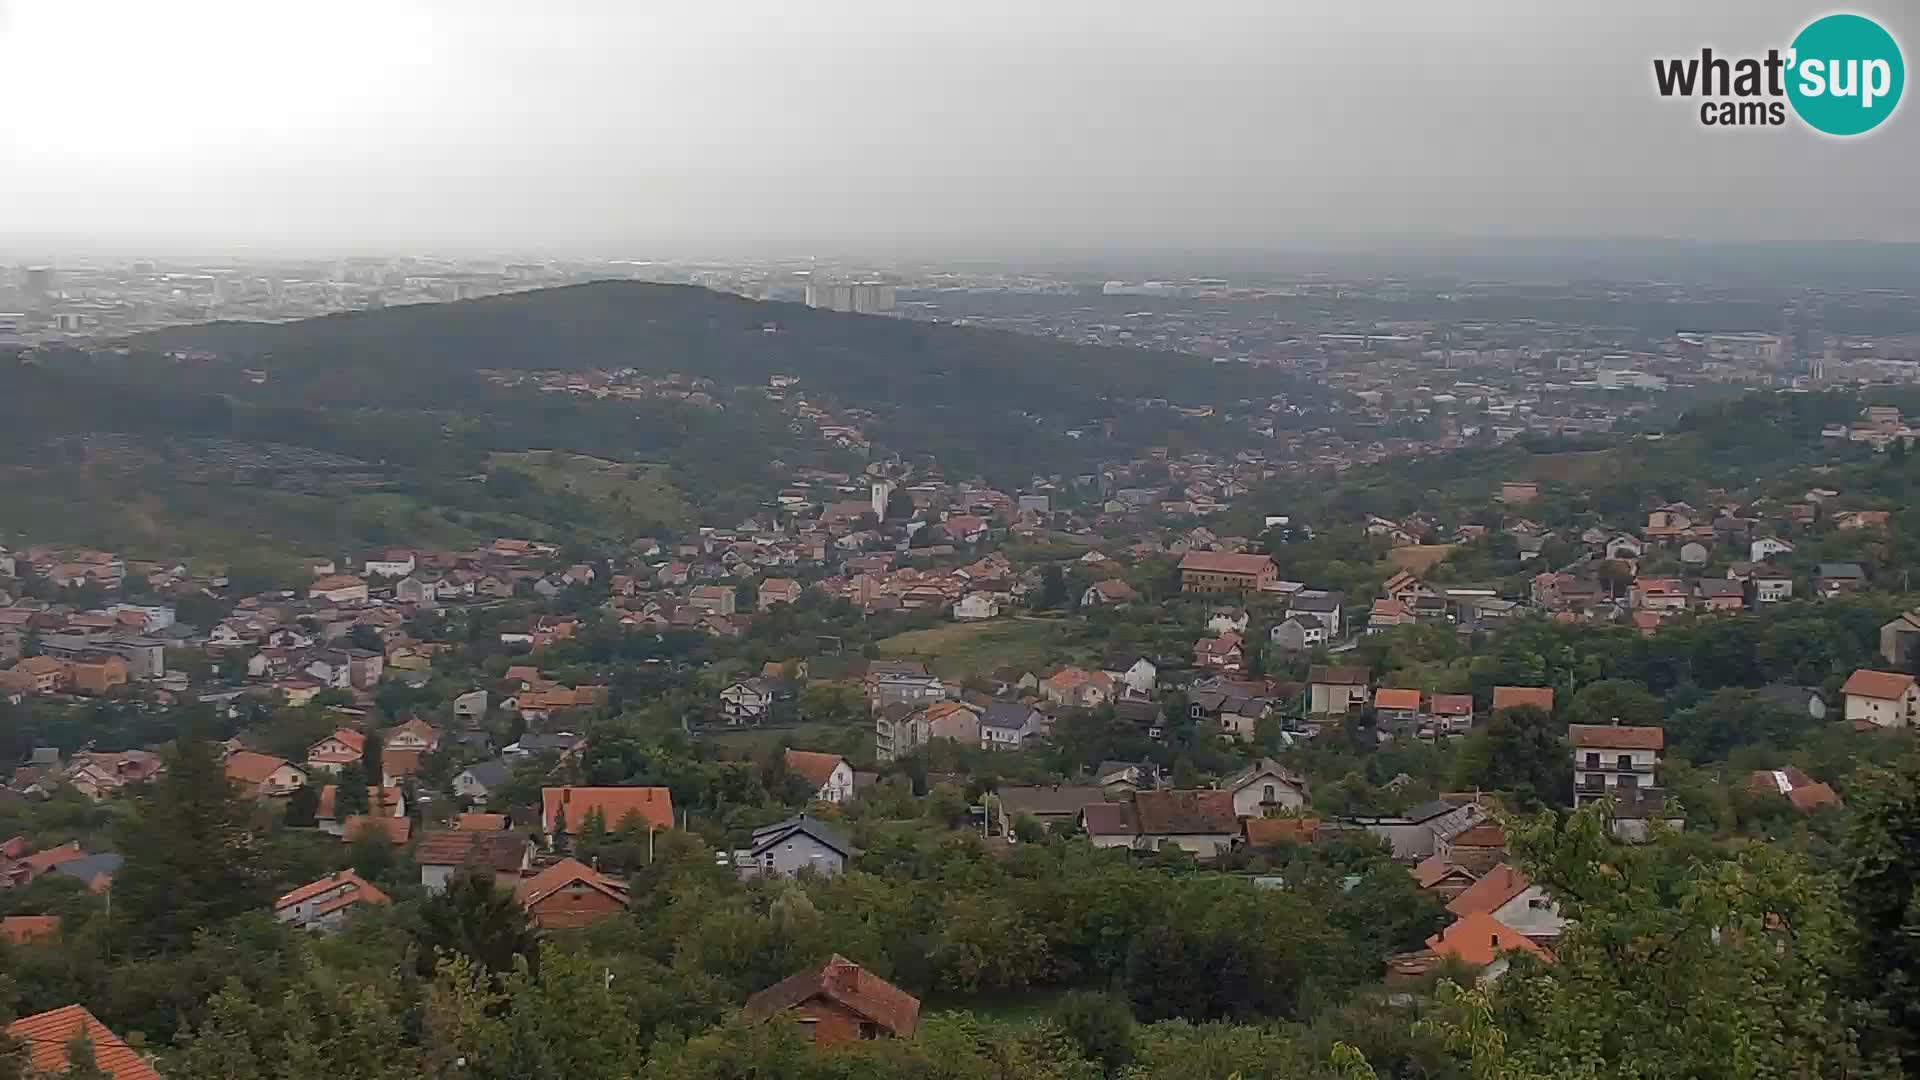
[129,281,1317,417]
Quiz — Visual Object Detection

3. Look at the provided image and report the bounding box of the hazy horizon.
[3,1,1916,259]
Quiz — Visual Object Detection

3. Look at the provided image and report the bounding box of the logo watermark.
[1653,12,1903,135]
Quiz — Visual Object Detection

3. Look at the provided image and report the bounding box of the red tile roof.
[1843,669,1917,701]
[513,857,628,911]
[343,815,413,845]
[742,955,921,1037]
[224,750,295,785]
[1374,688,1421,711]
[783,749,847,791]
[1425,912,1550,968]
[1491,686,1554,713]
[455,812,510,831]
[5,1004,161,1080]
[1243,817,1319,846]
[1133,789,1238,834]
[413,830,529,872]
[274,870,390,912]
[1568,724,1665,751]
[1430,693,1473,717]
[0,914,61,945]
[1177,551,1275,575]
[540,786,673,835]
[1446,863,1532,918]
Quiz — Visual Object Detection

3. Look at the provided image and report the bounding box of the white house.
[1205,608,1250,636]
[1569,724,1663,805]
[1113,657,1158,698]
[273,870,389,933]
[784,749,856,804]
[1753,569,1794,604]
[1842,669,1920,728]
[719,678,775,724]
[1750,536,1795,562]
[1219,758,1309,817]
[1445,863,1566,941]
[953,592,1000,621]
[363,550,417,578]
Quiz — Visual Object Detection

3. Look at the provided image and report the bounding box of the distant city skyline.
[3,1,1916,256]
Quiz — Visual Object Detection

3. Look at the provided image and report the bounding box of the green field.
[488,450,694,531]
[875,617,1093,680]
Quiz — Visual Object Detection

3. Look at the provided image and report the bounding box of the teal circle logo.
[1788,14,1904,135]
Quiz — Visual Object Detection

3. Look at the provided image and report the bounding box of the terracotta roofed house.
[1569,724,1664,805]
[414,829,533,893]
[1424,911,1550,977]
[224,750,306,798]
[540,786,674,842]
[1491,686,1555,714]
[1842,669,1920,728]
[273,869,391,932]
[784,749,856,803]
[0,914,61,946]
[514,857,630,930]
[1177,550,1278,594]
[742,955,921,1044]
[5,1004,161,1080]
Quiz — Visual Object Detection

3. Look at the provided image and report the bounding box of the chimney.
[825,958,860,994]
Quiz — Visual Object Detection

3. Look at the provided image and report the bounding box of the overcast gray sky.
[0,0,1913,257]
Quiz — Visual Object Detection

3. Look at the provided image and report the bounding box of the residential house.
[719,678,776,724]
[310,575,370,604]
[363,550,416,577]
[413,830,533,894]
[452,759,512,801]
[923,700,981,745]
[1082,789,1240,858]
[1219,758,1310,817]
[1842,669,1920,728]
[1177,551,1277,595]
[741,955,921,1044]
[1429,693,1475,736]
[385,716,439,753]
[737,816,860,880]
[1368,598,1415,633]
[273,870,391,933]
[1193,633,1245,671]
[1081,579,1139,607]
[1695,579,1745,611]
[224,751,306,798]
[874,703,929,764]
[1111,656,1158,698]
[688,584,738,616]
[1287,591,1346,637]
[1446,863,1565,943]
[1604,534,1645,561]
[1040,667,1114,708]
[1374,687,1423,732]
[1270,613,1328,651]
[514,858,630,930]
[0,915,60,946]
[1491,686,1554,715]
[869,670,950,711]
[1093,760,1161,796]
[1881,610,1920,667]
[1747,767,1843,812]
[1307,664,1370,716]
[306,728,366,774]
[1569,724,1664,805]
[540,786,674,846]
[758,578,803,610]
[1631,578,1688,612]
[502,731,587,760]
[1753,566,1794,603]
[995,785,1109,834]
[453,689,489,723]
[953,592,1000,621]
[979,701,1045,750]
[1817,562,1868,597]
[786,749,856,804]
[1499,481,1538,504]
[1422,911,1550,983]
[5,1004,161,1080]
[316,785,404,836]
[1750,536,1795,562]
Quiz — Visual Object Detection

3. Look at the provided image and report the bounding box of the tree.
[347,829,396,885]
[348,624,385,653]
[1843,758,1920,1071]
[1453,706,1569,811]
[1051,990,1135,1073]
[885,488,915,522]
[361,728,385,789]
[1561,678,1662,727]
[335,762,372,817]
[1037,564,1069,610]
[284,781,320,827]
[111,735,270,953]
[61,1035,110,1080]
[417,872,540,979]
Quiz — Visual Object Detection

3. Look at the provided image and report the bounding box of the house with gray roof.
[737,815,860,880]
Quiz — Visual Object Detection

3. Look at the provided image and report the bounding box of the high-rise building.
[22,266,54,307]
[806,281,895,314]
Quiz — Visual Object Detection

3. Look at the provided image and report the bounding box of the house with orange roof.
[742,955,921,1045]
[1842,669,1920,728]
[1570,724,1664,805]
[454,812,510,831]
[343,815,413,847]
[0,914,61,946]
[273,870,391,933]
[1747,767,1844,813]
[1445,863,1565,941]
[540,786,674,845]
[305,728,367,774]
[5,1004,160,1080]
[1373,687,1423,728]
[514,857,630,930]
[384,716,439,753]
[1491,686,1554,715]
[784,749,855,804]
[1423,911,1550,982]
[224,751,306,798]
[317,785,404,836]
